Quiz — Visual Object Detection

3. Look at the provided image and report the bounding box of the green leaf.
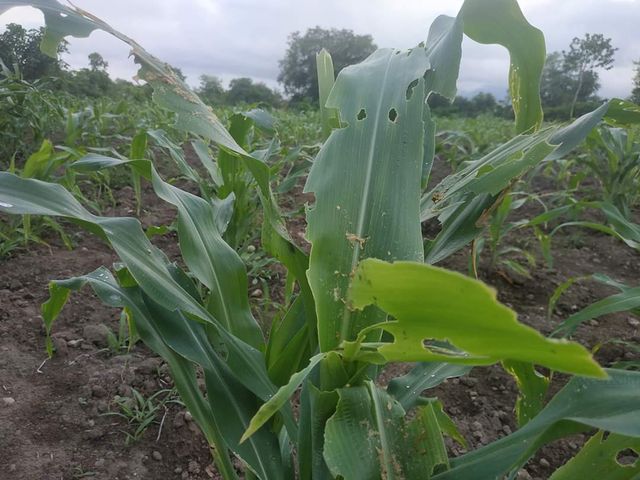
[141,297,285,479]
[266,296,312,386]
[22,139,55,179]
[387,362,472,410]
[604,98,640,126]
[316,49,340,139]
[421,101,614,264]
[434,369,640,479]
[241,353,326,444]
[323,381,442,479]
[424,193,493,264]
[41,282,71,357]
[410,402,450,475]
[150,168,265,349]
[305,7,473,352]
[305,45,429,352]
[460,0,545,133]
[428,398,467,448]
[553,286,640,338]
[503,361,550,427]
[550,431,640,480]
[43,268,281,479]
[298,382,338,480]
[349,259,605,377]
[70,155,264,347]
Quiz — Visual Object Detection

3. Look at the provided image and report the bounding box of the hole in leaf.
[616,448,639,466]
[357,108,367,120]
[388,108,398,123]
[406,79,419,100]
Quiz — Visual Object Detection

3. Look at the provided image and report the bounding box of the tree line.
[1,22,638,116]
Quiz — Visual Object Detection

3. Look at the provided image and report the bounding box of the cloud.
[1,0,638,98]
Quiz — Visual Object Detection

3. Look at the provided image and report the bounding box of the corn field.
[0,0,639,479]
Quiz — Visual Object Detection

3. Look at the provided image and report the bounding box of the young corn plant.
[2,1,640,479]
[583,124,640,219]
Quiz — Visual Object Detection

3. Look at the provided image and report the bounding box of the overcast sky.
[1,0,639,99]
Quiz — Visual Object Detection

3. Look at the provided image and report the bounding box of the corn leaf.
[549,431,640,480]
[503,361,550,427]
[387,362,472,410]
[297,383,339,480]
[553,286,640,338]
[349,259,604,377]
[43,268,283,479]
[460,0,545,133]
[305,45,429,351]
[0,173,279,402]
[433,369,640,479]
[323,381,443,479]
[316,49,340,139]
[241,353,326,444]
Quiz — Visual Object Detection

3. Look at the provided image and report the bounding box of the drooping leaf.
[349,259,604,377]
[460,0,545,133]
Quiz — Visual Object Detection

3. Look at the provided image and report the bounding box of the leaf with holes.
[349,259,604,377]
[549,431,640,480]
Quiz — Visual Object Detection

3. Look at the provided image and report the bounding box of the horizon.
[1,0,639,100]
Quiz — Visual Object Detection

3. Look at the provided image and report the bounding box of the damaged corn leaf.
[549,431,640,480]
[348,259,604,377]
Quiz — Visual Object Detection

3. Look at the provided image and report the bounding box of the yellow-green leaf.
[349,259,604,377]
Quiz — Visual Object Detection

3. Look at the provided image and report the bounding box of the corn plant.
[583,124,640,219]
[2,1,640,479]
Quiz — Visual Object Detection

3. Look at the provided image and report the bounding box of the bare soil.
[1,164,639,480]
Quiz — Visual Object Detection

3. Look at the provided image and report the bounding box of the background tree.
[63,53,112,98]
[541,51,599,116]
[631,60,640,104]
[226,77,282,107]
[88,52,108,71]
[563,33,616,118]
[278,26,376,102]
[0,23,67,80]
[197,74,225,106]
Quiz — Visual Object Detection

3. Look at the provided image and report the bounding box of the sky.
[1,0,639,99]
